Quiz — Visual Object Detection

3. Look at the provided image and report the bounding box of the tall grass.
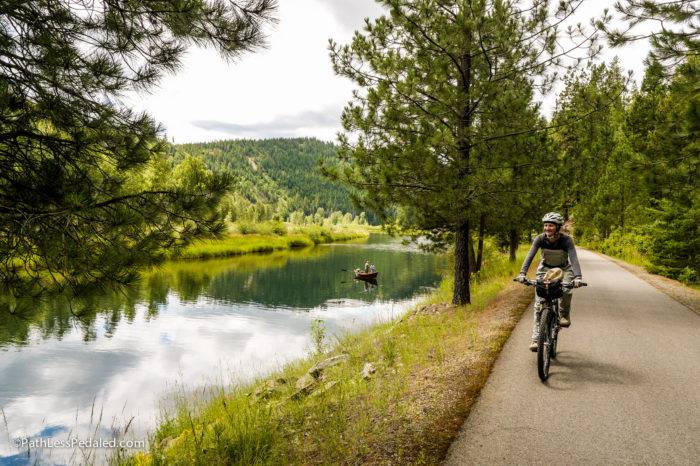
[176,224,369,260]
[123,243,530,465]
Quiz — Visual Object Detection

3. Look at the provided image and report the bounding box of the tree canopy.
[598,0,699,68]
[329,0,601,304]
[0,1,277,296]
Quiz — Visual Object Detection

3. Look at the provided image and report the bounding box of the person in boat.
[517,211,583,352]
[369,264,376,273]
[364,259,370,273]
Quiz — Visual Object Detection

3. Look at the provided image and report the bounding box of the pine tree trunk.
[620,187,625,233]
[508,229,518,262]
[453,220,471,305]
[476,213,485,271]
[452,38,473,306]
[468,233,477,273]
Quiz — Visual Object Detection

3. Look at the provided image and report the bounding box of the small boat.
[354,270,379,280]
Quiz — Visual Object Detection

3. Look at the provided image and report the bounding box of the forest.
[554,58,698,284]
[0,0,696,301]
[327,0,698,304]
[171,137,371,224]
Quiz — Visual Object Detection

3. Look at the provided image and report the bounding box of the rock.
[290,373,319,399]
[310,380,339,398]
[295,373,317,390]
[307,354,350,378]
[361,362,376,380]
[253,377,287,400]
[414,303,453,317]
[159,436,176,450]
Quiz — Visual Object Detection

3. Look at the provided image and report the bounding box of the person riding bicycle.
[518,212,583,352]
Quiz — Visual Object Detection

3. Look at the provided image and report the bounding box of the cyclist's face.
[543,222,558,237]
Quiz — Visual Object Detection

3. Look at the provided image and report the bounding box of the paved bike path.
[445,249,700,465]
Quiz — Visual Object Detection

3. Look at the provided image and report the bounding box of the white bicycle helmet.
[542,211,564,226]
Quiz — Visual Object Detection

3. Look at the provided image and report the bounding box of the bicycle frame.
[515,277,587,381]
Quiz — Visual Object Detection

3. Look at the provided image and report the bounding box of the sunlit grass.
[122,243,530,465]
[176,224,370,260]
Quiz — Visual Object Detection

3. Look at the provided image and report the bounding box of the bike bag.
[536,281,563,300]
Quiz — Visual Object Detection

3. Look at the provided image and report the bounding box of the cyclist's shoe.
[559,316,571,327]
[529,340,538,352]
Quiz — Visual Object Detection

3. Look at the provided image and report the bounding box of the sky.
[126,0,650,144]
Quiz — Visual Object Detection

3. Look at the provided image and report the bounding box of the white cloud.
[320,0,386,32]
[191,104,342,139]
[125,0,649,144]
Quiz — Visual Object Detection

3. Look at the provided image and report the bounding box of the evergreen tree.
[0,1,277,295]
[329,0,600,304]
[551,61,631,237]
[599,0,699,68]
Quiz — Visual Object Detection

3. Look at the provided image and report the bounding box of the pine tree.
[329,0,600,304]
[598,0,699,68]
[0,1,277,296]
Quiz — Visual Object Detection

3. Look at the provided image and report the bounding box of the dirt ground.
[364,282,534,464]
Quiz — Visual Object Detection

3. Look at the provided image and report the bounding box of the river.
[0,234,445,465]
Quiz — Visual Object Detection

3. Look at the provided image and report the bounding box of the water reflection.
[0,235,445,465]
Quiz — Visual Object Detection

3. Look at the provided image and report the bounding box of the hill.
[171,138,364,222]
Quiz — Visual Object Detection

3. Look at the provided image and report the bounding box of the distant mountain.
[171,138,361,218]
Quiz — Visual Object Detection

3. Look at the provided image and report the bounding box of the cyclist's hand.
[573,278,582,288]
[517,273,527,284]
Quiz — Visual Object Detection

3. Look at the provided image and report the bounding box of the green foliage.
[310,319,327,354]
[645,197,699,282]
[172,138,370,222]
[599,0,698,68]
[175,225,369,261]
[0,0,276,295]
[560,57,698,283]
[328,0,599,304]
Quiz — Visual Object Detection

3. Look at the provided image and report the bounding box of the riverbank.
[176,224,372,260]
[123,245,533,465]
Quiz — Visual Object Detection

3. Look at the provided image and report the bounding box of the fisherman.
[369,264,376,273]
[364,259,371,273]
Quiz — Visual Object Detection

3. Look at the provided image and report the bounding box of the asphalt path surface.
[445,249,700,465]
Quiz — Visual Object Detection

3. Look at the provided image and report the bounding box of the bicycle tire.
[537,308,551,381]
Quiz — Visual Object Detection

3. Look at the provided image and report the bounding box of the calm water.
[0,234,445,465]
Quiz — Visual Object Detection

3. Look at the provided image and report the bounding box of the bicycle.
[514,275,587,381]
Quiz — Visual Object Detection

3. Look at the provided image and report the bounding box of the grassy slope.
[175,225,370,260]
[122,245,533,465]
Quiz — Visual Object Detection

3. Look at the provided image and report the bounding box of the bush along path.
[122,246,534,465]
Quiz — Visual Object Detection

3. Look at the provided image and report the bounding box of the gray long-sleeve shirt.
[520,233,582,278]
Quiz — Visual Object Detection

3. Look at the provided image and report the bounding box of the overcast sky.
[126,0,650,144]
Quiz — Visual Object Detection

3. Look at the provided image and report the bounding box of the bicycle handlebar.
[513,278,588,288]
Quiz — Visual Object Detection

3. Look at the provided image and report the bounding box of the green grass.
[122,243,531,465]
[176,224,370,260]
[582,238,651,270]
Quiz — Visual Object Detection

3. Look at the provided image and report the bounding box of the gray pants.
[531,263,574,341]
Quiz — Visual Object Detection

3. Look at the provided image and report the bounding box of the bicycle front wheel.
[537,308,553,381]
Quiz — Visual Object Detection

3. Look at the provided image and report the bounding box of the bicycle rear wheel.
[537,308,552,381]
[550,303,559,359]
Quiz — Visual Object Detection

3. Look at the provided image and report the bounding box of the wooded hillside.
[172,138,367,222]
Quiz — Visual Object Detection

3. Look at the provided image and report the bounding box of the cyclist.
[517,212,583,352]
